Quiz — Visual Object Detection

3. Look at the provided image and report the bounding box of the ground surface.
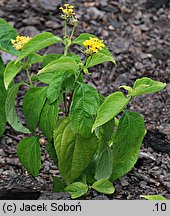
[0,0,170,200]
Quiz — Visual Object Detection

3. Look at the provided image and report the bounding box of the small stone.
[0,156,5,164]
[0,169,3,175]
[163,182,170,189]
[139,181,148,189]
[19,26,40,37]
[108,25,115,31]
[140,24,149,31]
[87,7,104,20]
[135,62,144,70]
[3,169,16,176]
[0,149,6,157]
[120,178,129,187]
[30,0,62,12]
[6,138,13,144]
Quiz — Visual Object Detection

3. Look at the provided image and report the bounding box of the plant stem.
[64,46,69,56]
[25,68,33,87]
[70,23,76,40]
[64,20,68,38]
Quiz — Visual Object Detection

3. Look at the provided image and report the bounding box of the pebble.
[30,0,62,12]
[19,26,40,37]
[3,169,16,176]
[0,149,6,157]
[0,169,3,175]
[135,62,144,70]
[87,7,104,20]
[120,178,129,187]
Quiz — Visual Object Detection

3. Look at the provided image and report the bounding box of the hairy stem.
[70,23,76,40]
[64,46,69,56]
[25,68,33,87]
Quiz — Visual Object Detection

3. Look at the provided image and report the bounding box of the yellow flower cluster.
[11,35,31,50]
[60,4,75,19]
[83,37,105,55]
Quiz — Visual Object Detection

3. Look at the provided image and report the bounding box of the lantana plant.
[0,4,167,199]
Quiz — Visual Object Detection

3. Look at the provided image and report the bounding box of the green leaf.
[23,87,47,132]
[38,73,57,84]
[53,176,66,192]
[119,85,133,95]
[43,53,62,67]
[72,33,116,66]
[72,33,96,46]
[37,56,79,76]
[5,82,30,133]
[17,136,41,176]
[102,119,115,142]
[39,100,58,141]
[110,111,145,181]
[140,195,167,200]
[67,53,81,63]
[62,74,75,91]
[92,92,130,131]
[16,32,62,63]
[54,117,99,183]
[46,142,58,166]
[70,83,100,138]
[0,57,6,137]
[4,60,23,90]
[131,77,167,97]
[47,73,65,104]
[27,53,43,65]
[64,182,88,199]
[91,179,115,195]
[0,18,19,55]
[85,52,116,68]
[95,139,113,180]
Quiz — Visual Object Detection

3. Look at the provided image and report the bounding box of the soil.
[0,0,170,200]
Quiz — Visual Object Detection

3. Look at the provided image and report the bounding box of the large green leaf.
[95,139,113,180]
[27,53,43,65]
[37,56,79,76]
[72,33,95,46]
[102,119,116,142]
[0,18,19,55]
[85,52,116,68]
[91,179,115,195]
[131,77,167,97]
[47,73,65,104]
[70,83,100,138]
[5,82,30,133]
[23,87,47,132]
[54,117,99,183]
[43,53,62,67]
[72,33,116,66]
[53,176,66,192]
[64,182,88,199]
[17,136,41,176]
[0,57,6,137]
[140,195,167,200]
[4,61,23,90]
[38,73,57,84]
[110,111,145,181]
[46,142,58,166]
[92,92,130,131]
[16,32,62,63]
[39,100,58,141]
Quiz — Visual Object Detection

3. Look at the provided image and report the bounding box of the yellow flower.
[60,3,75,19]
[83,37,105,55]
[11,35,31,50]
